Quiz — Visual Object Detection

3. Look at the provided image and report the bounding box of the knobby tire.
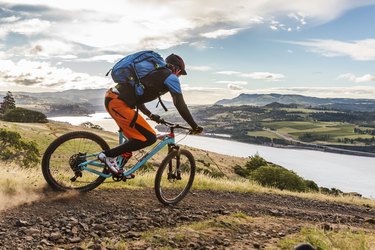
[154,149,196,205]
[41,131,110,192]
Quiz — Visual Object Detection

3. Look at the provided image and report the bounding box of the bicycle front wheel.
[42,131,110,192]
[155,149,196,205]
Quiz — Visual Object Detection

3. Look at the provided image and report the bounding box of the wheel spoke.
[42,132,109,191]
[155,150,195,205]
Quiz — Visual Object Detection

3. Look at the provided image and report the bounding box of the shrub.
[305,179,319,192]
[3,107,48,123]
[250,165,307,192]
[244,154,269,172]
[234,164,250,177]
[0,129,40,168]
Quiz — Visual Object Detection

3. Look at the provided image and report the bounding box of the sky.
[1,0,375,104]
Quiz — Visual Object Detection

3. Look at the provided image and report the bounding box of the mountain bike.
[41,120,196,205]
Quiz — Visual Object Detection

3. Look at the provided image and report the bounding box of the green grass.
[248,130,283,139]
[262,121,322,130]
[277,227,375,250]
[261,121,375,144]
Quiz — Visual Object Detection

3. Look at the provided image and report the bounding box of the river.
[49,113,375,198]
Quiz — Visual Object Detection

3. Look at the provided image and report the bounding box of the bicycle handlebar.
[159,119,191,131]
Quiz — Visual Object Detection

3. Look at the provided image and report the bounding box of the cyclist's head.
[166,53,187,76]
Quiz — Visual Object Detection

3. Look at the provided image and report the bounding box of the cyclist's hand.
[150,114,163,124]
[191,125,203,135]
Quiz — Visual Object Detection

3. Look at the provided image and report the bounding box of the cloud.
[1,0,372,57]
[0,17,51,39]
[176,85,240,104]
[201,28,244,39]
[216,80,248,85]
[216,70,285,81]
[216,80,248,91]
[77,54,123,63]
[337,73,375,83]
[215,71,241,75]
[227,84,244,90]
[289,39,375,61]
[240,72,285,81]
[187,65,212,71]
[240,86,375,99]
[0,59,111,90]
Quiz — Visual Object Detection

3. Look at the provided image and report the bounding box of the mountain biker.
[99,53,203,175]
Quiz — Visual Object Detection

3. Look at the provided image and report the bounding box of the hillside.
[0,121,374,249]
[0,89,173,116]
[215,93,375,112]
[3,90,375,115]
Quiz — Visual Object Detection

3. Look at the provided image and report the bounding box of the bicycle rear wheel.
[42,131,110,192]
[154,149,196,205]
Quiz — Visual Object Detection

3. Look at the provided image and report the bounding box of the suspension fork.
[167,144,181,180]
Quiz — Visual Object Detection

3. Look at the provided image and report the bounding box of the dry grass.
[1,120,374,210]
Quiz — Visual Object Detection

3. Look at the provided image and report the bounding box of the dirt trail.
[0,188,374,249]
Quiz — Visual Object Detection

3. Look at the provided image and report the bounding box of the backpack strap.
[130,106,139,128]
[156,96,168,112]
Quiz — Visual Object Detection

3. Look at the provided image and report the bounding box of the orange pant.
[105,90,156,142]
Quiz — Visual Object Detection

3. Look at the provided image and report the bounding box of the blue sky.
[1,0,375,104]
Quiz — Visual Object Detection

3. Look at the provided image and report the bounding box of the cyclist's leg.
[104,91,156,157]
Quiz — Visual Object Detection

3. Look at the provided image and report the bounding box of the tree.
[0,129,40,168]
[3,107,48,123]
[0,91,16,114]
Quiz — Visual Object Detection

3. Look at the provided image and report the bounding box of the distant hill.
[0,88,173,116]
[216,93,375,112]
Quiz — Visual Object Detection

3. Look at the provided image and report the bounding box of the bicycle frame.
[78,130,176,178]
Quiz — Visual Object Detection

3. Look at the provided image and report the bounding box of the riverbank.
[197,133,375,158]
[49,112,375,158]
[47,114,375,198]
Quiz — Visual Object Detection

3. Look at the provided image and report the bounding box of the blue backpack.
[106,50,167,96]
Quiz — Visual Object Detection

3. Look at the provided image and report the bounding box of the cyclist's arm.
[163,73,198,129]
[137,103,152,117]
[171,92,198,129]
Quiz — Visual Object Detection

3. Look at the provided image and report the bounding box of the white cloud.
[201,28,244,39]
[215,70,285,81]
[227,84,244,90]
[337,73,375,83]
[289,39,375,61]
[216,80,248,90]
[187,65,212,71]
[240,86,375,99]
[0,16,21,23]
[241,72,285,81]
[177,85,240,104]
[1,39,83,60]
[0,18,51,39]
[215,71,241,75]
[216,80,248,85]
[0,59,111,90]
[2,0,369,53]
[270,25,278,31]
[78,55,123,63]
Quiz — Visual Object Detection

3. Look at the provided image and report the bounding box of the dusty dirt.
[0,188,374,250]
